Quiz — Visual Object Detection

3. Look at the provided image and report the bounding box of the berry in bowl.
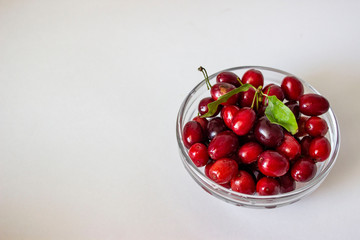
[176,66,340,208]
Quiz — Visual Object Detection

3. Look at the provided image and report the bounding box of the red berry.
[198,97,221,117]
[205,161,214,178]
[309,136,331,162]
[221,105,240,129]
[193,116,208,135]
[231,107,256,136]
[276,132,301,161]
[238,87,256,108]
[210,82,238,106]
[189,143,209,167]
[254,117,284,148]
[263,84,285,105]
[207,117,227,140]
[279,172,296,193]
[238,142,263,164]
[230,170,256,194]
[258,150,289,177]
[242,69,264,88]
[281,76,304,101]
[182,121,204,148]
[291,157,317,182]
[305,116,329,137]
[256,177,280,196]
[299,94,330,116]
[300,136,313,156]
[216,71,241,87]
[208,158,238,184]
[208,131,239,160]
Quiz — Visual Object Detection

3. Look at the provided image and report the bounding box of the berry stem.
[198,66,212,90]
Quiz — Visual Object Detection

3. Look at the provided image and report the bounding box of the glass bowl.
[176,66,340,209]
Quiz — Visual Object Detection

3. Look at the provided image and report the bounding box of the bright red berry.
[281,76,304,101]
[309,136,331,162]
[276,132,301,161]
[208,131,239,160]
[291,157,317,182]
[256,177,280,195]
[305,116,329,137]
[238,142,263,164]
[242,69,264,88]
[182,121,204,148]
[258,150,289,177]
[231,107,256,136]
[230,170,256,194]
[221,105,240,129]
[299,94,330,116]
[189,143,209,167]
[208,158,238,184]
[217,71,241,87]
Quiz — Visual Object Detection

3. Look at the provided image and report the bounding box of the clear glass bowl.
[176,66,340,209]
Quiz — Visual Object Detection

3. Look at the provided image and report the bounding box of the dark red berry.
[238,142,263,164]
[230,170,256,194]
[291,157,317,182]
[216,71,241,87]
[295,116,309,138]
[208,131,239,160]
[198,97,221,117]
[207,117,227,140]
[189,143,209,167]
[305,116,329,137]
[231,107,256,136]
[258,150,289,177]
[221,105,240,129]
[256,177,280,195]
[300,136,313,156]
[238,87,256,108]
[208,158,238,184]
[254,117,284,148]
[299,94,330,116]
[279,172,296,193]
[285,101,300,120]
[309,136,331,162]
[242,69,264,88]
[210,82,238,106]
[182,121,204,148]
[276,132,301,161]
[281,76,304,101]
[263,84,285,105]
[193,116,208,136]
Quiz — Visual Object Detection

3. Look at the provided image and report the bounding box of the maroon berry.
[276,132,301,161]
[193,116,208,136]
[281,76,304,101]
[231,107,256,136]
[230,170,256,194]
[300,136,313,156]
[207,117,227,140]
[254,117,284,148]
[263,84,285,105]
[256,177,280,195]
[198,97,221,117]
[279,172,296,193]
[216,71,241,87]
[238,87,256,108]
[221,105,240,129]
[295,116,309,138]
[299,94,330,116]
[208,131,239,160]
[182,121,204,148]
[309,136,331,162]
[242,69,264,88]
[210,82,238,106]
[238,142,263,164]
[208,158,238,184]
[258,150,289,177]
[305,116,329,137]
[188,143,209,167]
[291,157,317,182]
[285,101,300,120]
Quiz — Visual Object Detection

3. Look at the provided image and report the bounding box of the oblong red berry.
[291,157,317,182]
[231,107,256,136]
[208,131,239,160]
[216,71,241,87]
[238,142,263,164]
[198,97,221,117]
[221,105,240,129]
[258,150,289,177]
[276,132,301,161]
[281,76,304,101]
[299,94,330,116]
[208,158,238,184]
[210,82,238,106]
[309,136,331,162]
[188,143,209,167]
[256,177,280,196]
[182,121,204,148]
[230,170,256,194]
[241,69,264,88]
[305,116,329,137]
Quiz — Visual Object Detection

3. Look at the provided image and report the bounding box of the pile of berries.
[182,68,331,195]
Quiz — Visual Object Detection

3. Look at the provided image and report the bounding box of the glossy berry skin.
[193,116,208,136]
[207,117,227,140]
[276,132,301,161]
[216,71,241,87]
[198,97,221,117]
[208,158,238,184]
[242,69,264,88]
[309,136,331,162]
[254,117,284,148]
[221,105,240,129]
[238,142,263,164]
[210,82,238,106]
[256,177,280,196]
[295,116,309,138]
[291,157,317,182]
[182,121,204,148]
[230,170,256,194]
[281,76,304,101]
[300,136,313,156]
[189,143,209,167]
[262,84,285,105]
[285,101,300,120]
[231,107,256,136]
[305,116,328,137]
[299,94,330,116]
[208,131,239,160]
[238,87,256,108]
[258,150,289,177]
[279,172,296,193]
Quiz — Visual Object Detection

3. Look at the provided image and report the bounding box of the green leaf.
[265,95,298,134]
[201,84,253,118]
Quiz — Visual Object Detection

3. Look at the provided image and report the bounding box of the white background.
[0,0,359,239]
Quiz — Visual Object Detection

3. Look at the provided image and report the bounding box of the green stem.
[198,66,212,90]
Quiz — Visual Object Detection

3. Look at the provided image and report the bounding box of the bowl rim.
[176,65,340,200]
